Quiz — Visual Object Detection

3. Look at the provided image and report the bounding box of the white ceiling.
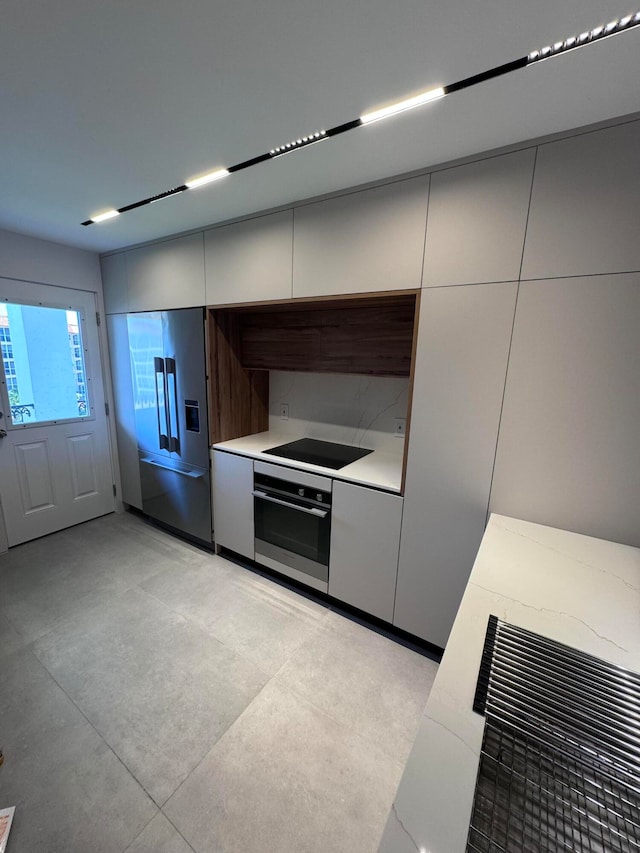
[1,0,639,254]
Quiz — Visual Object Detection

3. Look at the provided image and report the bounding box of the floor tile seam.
[269,678,406,773]
[204,600,336,679]
[135,578,314,676]
[159,675,277,811]
[119,812,159,853]
[28,641,161,812]
[0,604,29,644]
[121,812,198,853]
[132,584,233,643]
[158,813,199,853]
[25,583,155,650]
[254,611,335,681]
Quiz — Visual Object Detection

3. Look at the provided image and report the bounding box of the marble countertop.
[211,431,404,493]
[378,513,640,853]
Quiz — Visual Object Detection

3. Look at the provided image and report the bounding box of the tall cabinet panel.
[394,282,517,648]
[422,148,535,287]
[101,252,129,314]
[205,211,293,305]
[105,315,142,509]
[489,274,640,549]
[293,176,429,298]
[126,233,206,311]
[521,120,640,279]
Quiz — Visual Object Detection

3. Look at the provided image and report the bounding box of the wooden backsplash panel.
[240,309,323,372]
[239,296,416,376]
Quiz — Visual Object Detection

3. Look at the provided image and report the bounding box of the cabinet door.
[205,211,292,305]
[422,148,535,287]
[489,273,640,549]
[101,252,128,314]
[394,282,517,648]
[293,177,429,298]
[212,450,254,559]
[126,233,205,311]
[105,315,142,509]
[521,121,640,280]
[329,482,403,623]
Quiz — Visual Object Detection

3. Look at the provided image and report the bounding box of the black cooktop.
[263,438,373,470]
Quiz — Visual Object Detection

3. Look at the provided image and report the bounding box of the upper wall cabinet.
[101,252,128,314]
[422,148,535,288]
[126,233,205,312]
[521,120,640,280]
[205,211,293,305]
[292,176,429,298]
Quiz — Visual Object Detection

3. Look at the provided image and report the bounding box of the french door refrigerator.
[127,308,212,545]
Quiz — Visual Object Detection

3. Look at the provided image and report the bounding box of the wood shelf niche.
[207,291,419,446]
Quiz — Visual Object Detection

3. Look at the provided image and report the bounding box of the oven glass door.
[254,493,330,568]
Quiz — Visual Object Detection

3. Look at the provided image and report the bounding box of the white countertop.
[211,431,404,493]
[378,513,640,853]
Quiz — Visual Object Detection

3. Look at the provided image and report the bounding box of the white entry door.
[0,279,115,546]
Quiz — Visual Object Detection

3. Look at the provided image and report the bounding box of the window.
[0,303,90,425]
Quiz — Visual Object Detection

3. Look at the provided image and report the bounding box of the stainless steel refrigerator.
[127,308,212,545]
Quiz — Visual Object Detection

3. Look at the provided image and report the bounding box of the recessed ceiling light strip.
[527,11,640,63]
[82,12,640,225]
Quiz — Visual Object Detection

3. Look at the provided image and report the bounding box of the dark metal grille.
[467,617,640,852]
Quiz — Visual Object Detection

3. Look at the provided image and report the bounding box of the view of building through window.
[0,303,89,424]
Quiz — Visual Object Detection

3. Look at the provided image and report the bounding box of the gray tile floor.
[0,511,438,853]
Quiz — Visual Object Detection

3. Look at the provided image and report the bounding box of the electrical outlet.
[394,417,406,437]
[279,403,289,420]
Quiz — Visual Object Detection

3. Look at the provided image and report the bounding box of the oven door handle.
[252,490,328,518]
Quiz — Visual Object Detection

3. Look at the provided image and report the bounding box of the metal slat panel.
[467,617,640,852]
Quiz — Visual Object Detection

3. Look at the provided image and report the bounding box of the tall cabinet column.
[394,283,517,647]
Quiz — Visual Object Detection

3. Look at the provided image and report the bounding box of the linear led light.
[270,130,327,156]
[360,87,446,125]
[528,11,640,63]
[90,209,120,223]
[185,168,230,189]
[82,11,640,225]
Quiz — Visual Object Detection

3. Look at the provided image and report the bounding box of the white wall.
[0,228,103,292]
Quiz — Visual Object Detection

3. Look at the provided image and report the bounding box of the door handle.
[252,490,328,517]
[154,357,170,451]
[165,357,179,454]
[140,457,203,478]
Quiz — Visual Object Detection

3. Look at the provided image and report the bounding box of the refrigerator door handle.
[140,457,204,478]
[165,357,180,454]
[154,357,170,451]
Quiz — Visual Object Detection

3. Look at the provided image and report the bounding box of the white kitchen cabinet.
[394,282,517,648]
[212,450,254,559]
[329,481,403,623]
[101,252,128,314]
[422,148,535,287]
[489,273,640,549]
[205,211,292,305]
[105,314,142,509]
[126,233,205,311]
[292,176,429,298]
[521,120,640,280]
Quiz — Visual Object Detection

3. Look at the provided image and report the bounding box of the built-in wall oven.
[253,461,332,593]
